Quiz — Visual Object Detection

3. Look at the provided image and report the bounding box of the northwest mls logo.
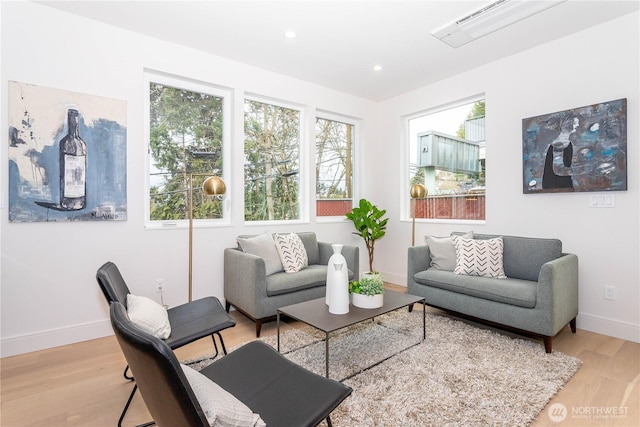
[548,403,568,422]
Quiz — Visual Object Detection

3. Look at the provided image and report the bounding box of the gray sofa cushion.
[502,236,562,281]
[414,268,537,308]
[460,233,562,281]
[237,233,284,276]
[295,232,320,265]
[266,265,355,297]
[425,231,473,271]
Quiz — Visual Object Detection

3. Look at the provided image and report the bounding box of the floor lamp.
[410,183,428,246]
[189,173,226,302]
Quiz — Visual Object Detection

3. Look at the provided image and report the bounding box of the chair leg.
[570,317,577,333]
[207,331,229,361]
[119,384,137,427]
[543,336,552,353]
[123,365,134,381]
[118,384,156,427]
[215,331,228,355]
[210,336,220,359]
[326,415,333,427]
[205,332,227,359]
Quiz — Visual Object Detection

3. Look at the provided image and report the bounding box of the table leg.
[277,311,281,352]
[325,332,329,378]
[422,299,426,341]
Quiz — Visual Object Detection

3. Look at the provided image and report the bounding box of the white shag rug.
[186,310,581,427]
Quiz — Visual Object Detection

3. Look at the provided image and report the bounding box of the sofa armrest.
[318,242,360,281]
[537,253,579,332]
[407,245,432,288]
[223,248,268,316]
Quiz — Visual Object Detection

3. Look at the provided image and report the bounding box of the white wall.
[0,2,375,357]
[1,3,638,357]
[375,12,640,343]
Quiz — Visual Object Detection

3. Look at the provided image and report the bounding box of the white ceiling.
[38,1,639,101]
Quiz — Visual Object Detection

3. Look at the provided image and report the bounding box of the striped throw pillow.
[454,237,507,278]
[274,233,308,273]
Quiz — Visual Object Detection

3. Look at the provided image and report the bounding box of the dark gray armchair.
[97,261,235,426]
[110,301,352,427]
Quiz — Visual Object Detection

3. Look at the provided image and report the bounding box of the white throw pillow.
[181,364,266,427]
[425,231,473,271]
[237,233,284,276]
[126,294,171,339]
[454,237,507,279]
[274,233,309,273]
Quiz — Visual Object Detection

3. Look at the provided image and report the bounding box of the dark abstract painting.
[522,98,627,194]
[8,81,127,222]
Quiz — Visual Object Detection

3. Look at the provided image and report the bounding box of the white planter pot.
[351,292,384,309]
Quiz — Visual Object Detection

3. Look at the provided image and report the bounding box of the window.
[146,73,229,225]
[244,98,301,221]
[315,116,354,217]
[408,98,485,221]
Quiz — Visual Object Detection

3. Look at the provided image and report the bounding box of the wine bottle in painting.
[59,108,86,210]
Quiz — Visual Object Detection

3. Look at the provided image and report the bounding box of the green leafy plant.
[349,273,384,296]
[346,198,388,273]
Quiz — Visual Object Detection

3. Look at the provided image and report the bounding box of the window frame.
[403,94,486,225]
[314,110,359,221]
[242,94,306,225]
[144,70,232,229]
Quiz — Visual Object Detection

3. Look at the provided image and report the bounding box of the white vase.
[326,244,349,315]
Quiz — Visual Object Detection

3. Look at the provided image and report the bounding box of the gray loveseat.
[224,232,359,336]
[408,233,578,352]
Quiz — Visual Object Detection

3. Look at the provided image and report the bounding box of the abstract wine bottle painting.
[8,81,127,222]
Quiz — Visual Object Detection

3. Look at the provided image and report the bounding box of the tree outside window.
[244,99,300,221]
[315,117,354,217]
[148,81,225,222]
[409,99,486,221]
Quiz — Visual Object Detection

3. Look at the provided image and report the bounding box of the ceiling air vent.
[431,0,567,48]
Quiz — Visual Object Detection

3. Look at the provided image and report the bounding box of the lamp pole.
[410,183,428,246]
[188,173,226,301]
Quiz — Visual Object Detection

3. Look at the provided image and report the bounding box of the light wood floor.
[2,285,638,427]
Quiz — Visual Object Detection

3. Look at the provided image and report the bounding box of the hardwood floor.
[1,286,638,427]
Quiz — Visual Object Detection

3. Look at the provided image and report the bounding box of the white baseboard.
[381,271,407,287]
[577,313,640,343]
[0,319,113,358]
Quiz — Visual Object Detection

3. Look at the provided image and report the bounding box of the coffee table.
[277,290,425,378]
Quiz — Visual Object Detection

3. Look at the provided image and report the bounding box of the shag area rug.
[186,310,582,427]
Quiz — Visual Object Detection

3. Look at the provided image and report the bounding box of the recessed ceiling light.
[373,65,383,71]
[284,31,296,39]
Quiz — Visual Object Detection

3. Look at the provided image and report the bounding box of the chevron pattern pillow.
[454,237,507,278]
[274,233,308,273]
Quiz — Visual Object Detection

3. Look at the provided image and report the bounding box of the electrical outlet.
[604,285,616,300]
[155,279,165,293]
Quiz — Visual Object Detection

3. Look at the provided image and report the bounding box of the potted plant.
[349,273,384,308]
[346,198,388,273]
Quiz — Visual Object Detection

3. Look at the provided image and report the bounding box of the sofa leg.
[569,317,577,333]
[255,320,263,338]
[543,336,552,353]
[225,301,231,313]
